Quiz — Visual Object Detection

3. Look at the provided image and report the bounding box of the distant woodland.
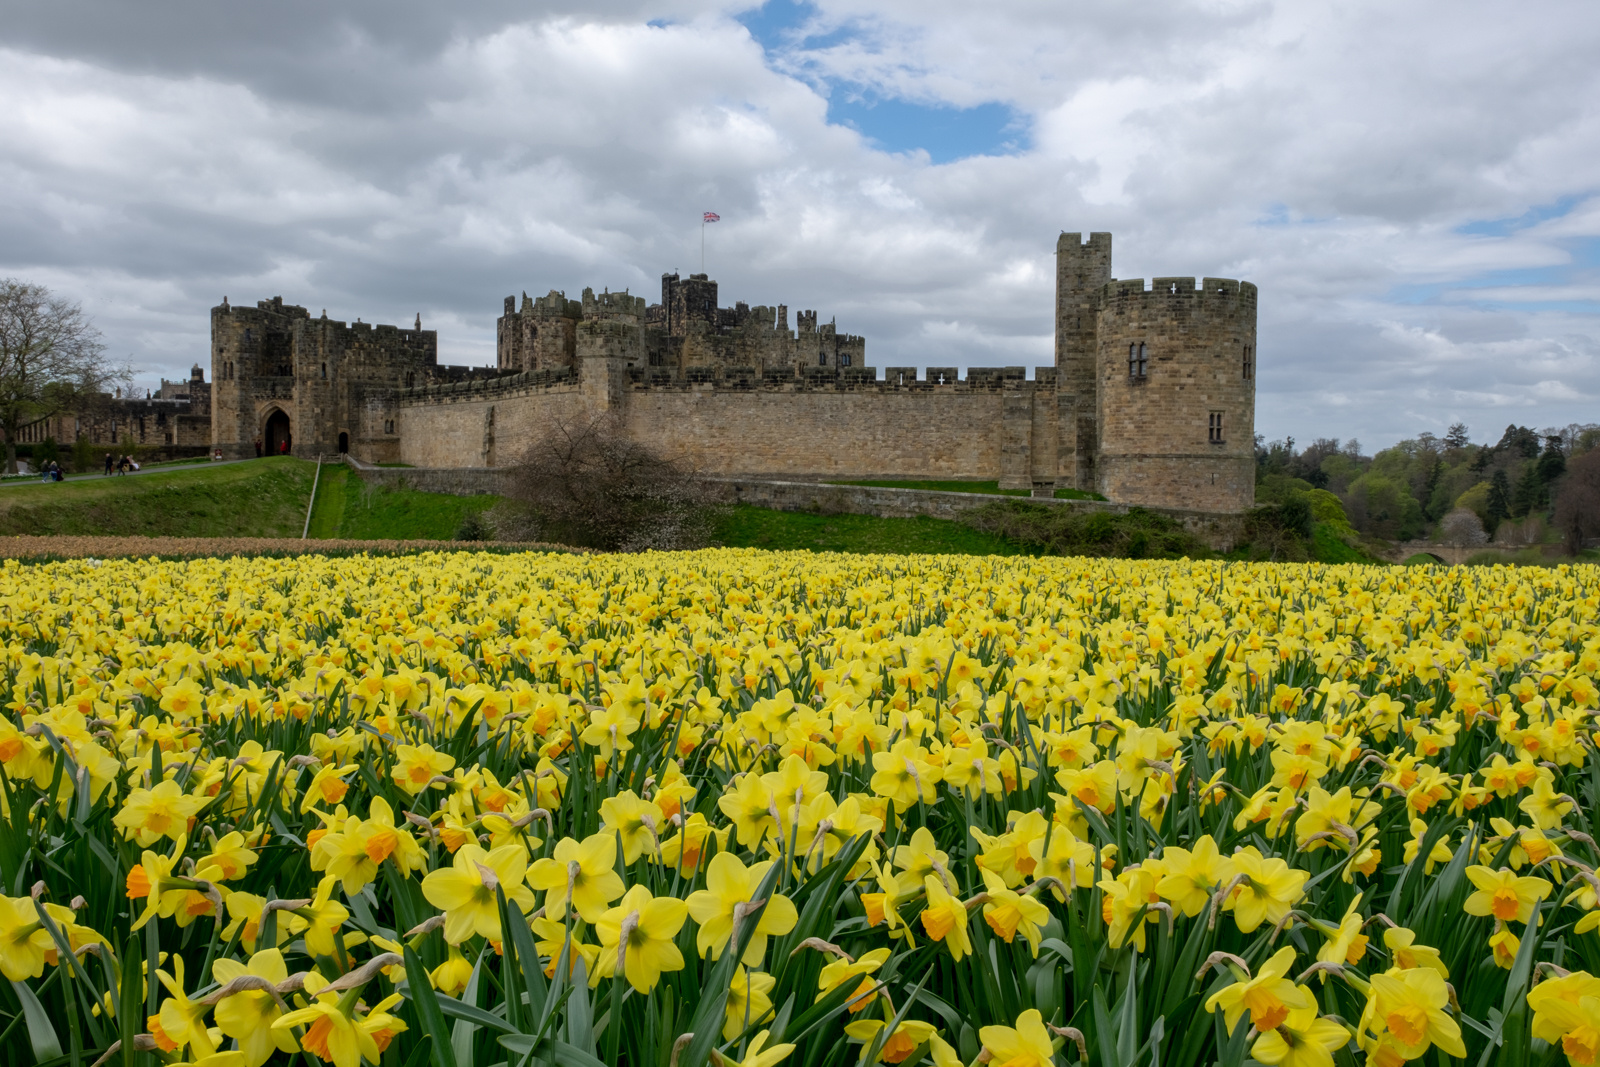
[1255,422,1600,550]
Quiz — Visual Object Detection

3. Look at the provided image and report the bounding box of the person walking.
[254,436,263,458]
[104,452,114,476]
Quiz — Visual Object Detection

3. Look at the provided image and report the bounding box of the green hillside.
[0,458,498,541]
[0,458,316,537]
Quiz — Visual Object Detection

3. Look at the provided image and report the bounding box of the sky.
[1,0,1597,451]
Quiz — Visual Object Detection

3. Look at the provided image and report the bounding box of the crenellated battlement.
[397,366,577,405]
[1100,277,1257,306]
[621,364,1052,392]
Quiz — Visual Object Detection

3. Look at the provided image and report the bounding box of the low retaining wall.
[714,479,1246,550]
[343,458,1247,550]
[344,456,507,496]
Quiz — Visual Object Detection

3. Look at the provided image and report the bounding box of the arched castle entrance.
[264,409,291,456]
[338,431,349,454]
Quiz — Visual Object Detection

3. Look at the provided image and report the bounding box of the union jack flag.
[703,211,720,223]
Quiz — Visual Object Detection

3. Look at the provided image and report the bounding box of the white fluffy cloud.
[0,0,1596,447]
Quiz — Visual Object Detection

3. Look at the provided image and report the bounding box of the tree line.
[1255,422,1600,554]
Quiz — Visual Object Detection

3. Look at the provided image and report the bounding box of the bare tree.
[0,279,130,473]
[501,413,724,550]
[1553,448,1600,556]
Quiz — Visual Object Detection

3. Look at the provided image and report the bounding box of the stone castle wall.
[393,363,1063,486]
[398,371,581,468]
[207,230,1259,516]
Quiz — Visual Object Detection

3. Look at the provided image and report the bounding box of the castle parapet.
[398,366,576,404]
[619,364,1056,392]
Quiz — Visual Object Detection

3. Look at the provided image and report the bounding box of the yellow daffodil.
[1463,866,1551,924]
[528,833,625,921]
[420,843,536,944]
[685,852,798,965]
[1205,947,1313,1034]
[591,884,689,993]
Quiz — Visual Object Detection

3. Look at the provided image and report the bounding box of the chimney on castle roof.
[222,296,229,310]
[415,313,421,330]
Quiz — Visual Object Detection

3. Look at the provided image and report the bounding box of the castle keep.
[204,232,1258,512]
[497,273,865,374]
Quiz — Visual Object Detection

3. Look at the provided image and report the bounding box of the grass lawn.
[309,464,500,540]
[713,504,1033,555]
[0,458,502,542]
[0,458,316,537]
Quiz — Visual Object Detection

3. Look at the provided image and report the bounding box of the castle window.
[819,353,827,366]
[320,362,327,379]
[842,354,852,367]
[1128,342,1148,379]
[1242,345,1254,381]
[384,419,395,434]
[1208,411,1224,443]
[405,371,415,388]
[244,329,252,343]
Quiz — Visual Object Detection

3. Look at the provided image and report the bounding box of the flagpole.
[701,219,705,273]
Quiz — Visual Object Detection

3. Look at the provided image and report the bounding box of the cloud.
[0,0,1596,449]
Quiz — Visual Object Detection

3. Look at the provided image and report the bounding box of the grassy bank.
[713,504,1033,555]
[0,458,316,537]
[308,464,499,540]
[0,458,501,542]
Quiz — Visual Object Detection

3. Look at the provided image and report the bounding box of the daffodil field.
[1,550,1599,1067]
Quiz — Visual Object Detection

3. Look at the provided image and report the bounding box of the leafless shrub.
[502,414,726,551]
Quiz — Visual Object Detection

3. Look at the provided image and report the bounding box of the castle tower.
[1093,276,1257,511]
[1053,232,1258,511]
[212,297,437,462]
[1055,233,1112,489]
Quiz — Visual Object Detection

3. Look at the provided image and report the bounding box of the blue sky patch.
[827,95,1025,162]
[738,0,1025,163]
[1456,195,1585,237]
[1388,236,1600,314]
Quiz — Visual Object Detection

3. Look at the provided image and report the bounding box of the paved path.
[0,458,256,489]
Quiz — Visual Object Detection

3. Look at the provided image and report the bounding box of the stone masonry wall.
[1094,277,1257,511]
[620,370,1065,483]
[397,376,583,468]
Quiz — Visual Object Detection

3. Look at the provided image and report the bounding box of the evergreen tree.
[1487,469,1512,533]
[1511,462,1541,519]
[1445,422,1470,449]
[1536,435,1567,508]
[1421,456,1444,520]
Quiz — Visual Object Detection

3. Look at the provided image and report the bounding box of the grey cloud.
[0,0,1597,449]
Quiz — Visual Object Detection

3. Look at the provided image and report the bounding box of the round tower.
[1093,276,1257,511]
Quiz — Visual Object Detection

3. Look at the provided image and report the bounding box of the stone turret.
[1054,232,1258,511]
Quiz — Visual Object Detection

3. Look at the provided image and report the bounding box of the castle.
[199,231,1257,511]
